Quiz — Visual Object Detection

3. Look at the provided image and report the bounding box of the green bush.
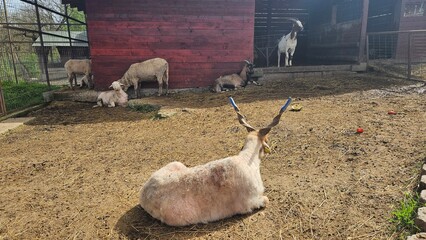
[2,80,60,112]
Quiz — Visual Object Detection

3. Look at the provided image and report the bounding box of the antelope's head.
[229,97,292,156]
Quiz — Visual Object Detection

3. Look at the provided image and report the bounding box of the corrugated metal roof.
[32,31,88,47]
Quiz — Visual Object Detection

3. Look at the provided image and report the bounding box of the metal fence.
[367,30,426,81]
[0,0,87,115]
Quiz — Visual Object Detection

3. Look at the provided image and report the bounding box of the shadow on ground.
[115,205,257,240]
[25,72,419,126]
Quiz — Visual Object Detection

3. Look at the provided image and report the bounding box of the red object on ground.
[388,110,397,115]
[356,128,364,133]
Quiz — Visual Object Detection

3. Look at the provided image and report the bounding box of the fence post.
[2,0,18,83]
[34,0,51,89]
[0,83,6,116]
[266,47,269,67]
[65,6,75,59]
[407,32,412,80]
[366,34,369,67]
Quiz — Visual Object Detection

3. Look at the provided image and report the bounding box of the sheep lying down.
[140,97,292,226]
[94,81,128,108]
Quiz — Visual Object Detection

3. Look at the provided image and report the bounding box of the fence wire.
[1,0,88,83]
[367,30,426,81]
[0,0,87,115]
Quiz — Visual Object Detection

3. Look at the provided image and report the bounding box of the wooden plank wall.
[85,0,255,90]
[399,0,426,30]
[396,0,426,60]
[307,0,365,64]
[367,0,400,32]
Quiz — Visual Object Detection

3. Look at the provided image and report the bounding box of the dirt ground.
[0,71,425,240]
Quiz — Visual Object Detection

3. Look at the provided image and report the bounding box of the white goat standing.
[277,18,304,67]
[94,81,128,108]
[64,59,92,89]
[139,97,292,226]
[118,58,169,98]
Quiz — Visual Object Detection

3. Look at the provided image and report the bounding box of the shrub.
[390,192,423,237]
[2,80,60,112]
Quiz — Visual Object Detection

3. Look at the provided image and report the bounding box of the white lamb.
[118,58,169,98]
[94,81,128,108]
[64,59,92,89]
[139,97,292,226]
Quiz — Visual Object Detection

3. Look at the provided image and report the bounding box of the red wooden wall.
[84,0,255,90]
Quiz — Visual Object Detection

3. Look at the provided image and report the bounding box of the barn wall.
[395,0,426,60]
[84,0,255,90]
[307,0,368,64]
[399,0,426,31]
[367,0,400,32]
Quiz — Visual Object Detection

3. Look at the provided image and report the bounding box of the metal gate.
[367,30,426,81]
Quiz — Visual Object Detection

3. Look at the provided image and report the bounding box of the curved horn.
[244,60,251,65]
[259,97,292,136]
[282,17,299,22]
[283,17,304,30]
[229,97,256,132]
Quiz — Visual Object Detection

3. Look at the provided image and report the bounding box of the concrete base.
[262,63,367,74]
[0,117,35,135]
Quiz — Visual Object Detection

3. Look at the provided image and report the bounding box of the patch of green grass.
[2,80,60,112]
[128,103,160,113]
[390,192,424,236]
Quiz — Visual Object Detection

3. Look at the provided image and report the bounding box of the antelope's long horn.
[229,97,256,132]
[259,97,292,136]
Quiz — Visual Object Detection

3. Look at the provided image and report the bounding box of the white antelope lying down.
[139,97,292,226]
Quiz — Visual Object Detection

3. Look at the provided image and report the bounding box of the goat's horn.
[259,97,292,136]
[229,97,256,132]
[283,17,299,23]
[244,60,251,64]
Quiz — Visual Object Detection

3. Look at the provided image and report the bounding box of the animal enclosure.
[0,72,425,239]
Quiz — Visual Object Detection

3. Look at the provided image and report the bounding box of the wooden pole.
[407,33,412,80]
[358,0,370,64]
[366,34,370,67]
[34,0,51,89]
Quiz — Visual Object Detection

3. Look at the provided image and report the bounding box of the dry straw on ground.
[0,72,425,239]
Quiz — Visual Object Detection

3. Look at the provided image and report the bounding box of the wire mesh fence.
[0,0,87,115]
[367,30,426,81]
